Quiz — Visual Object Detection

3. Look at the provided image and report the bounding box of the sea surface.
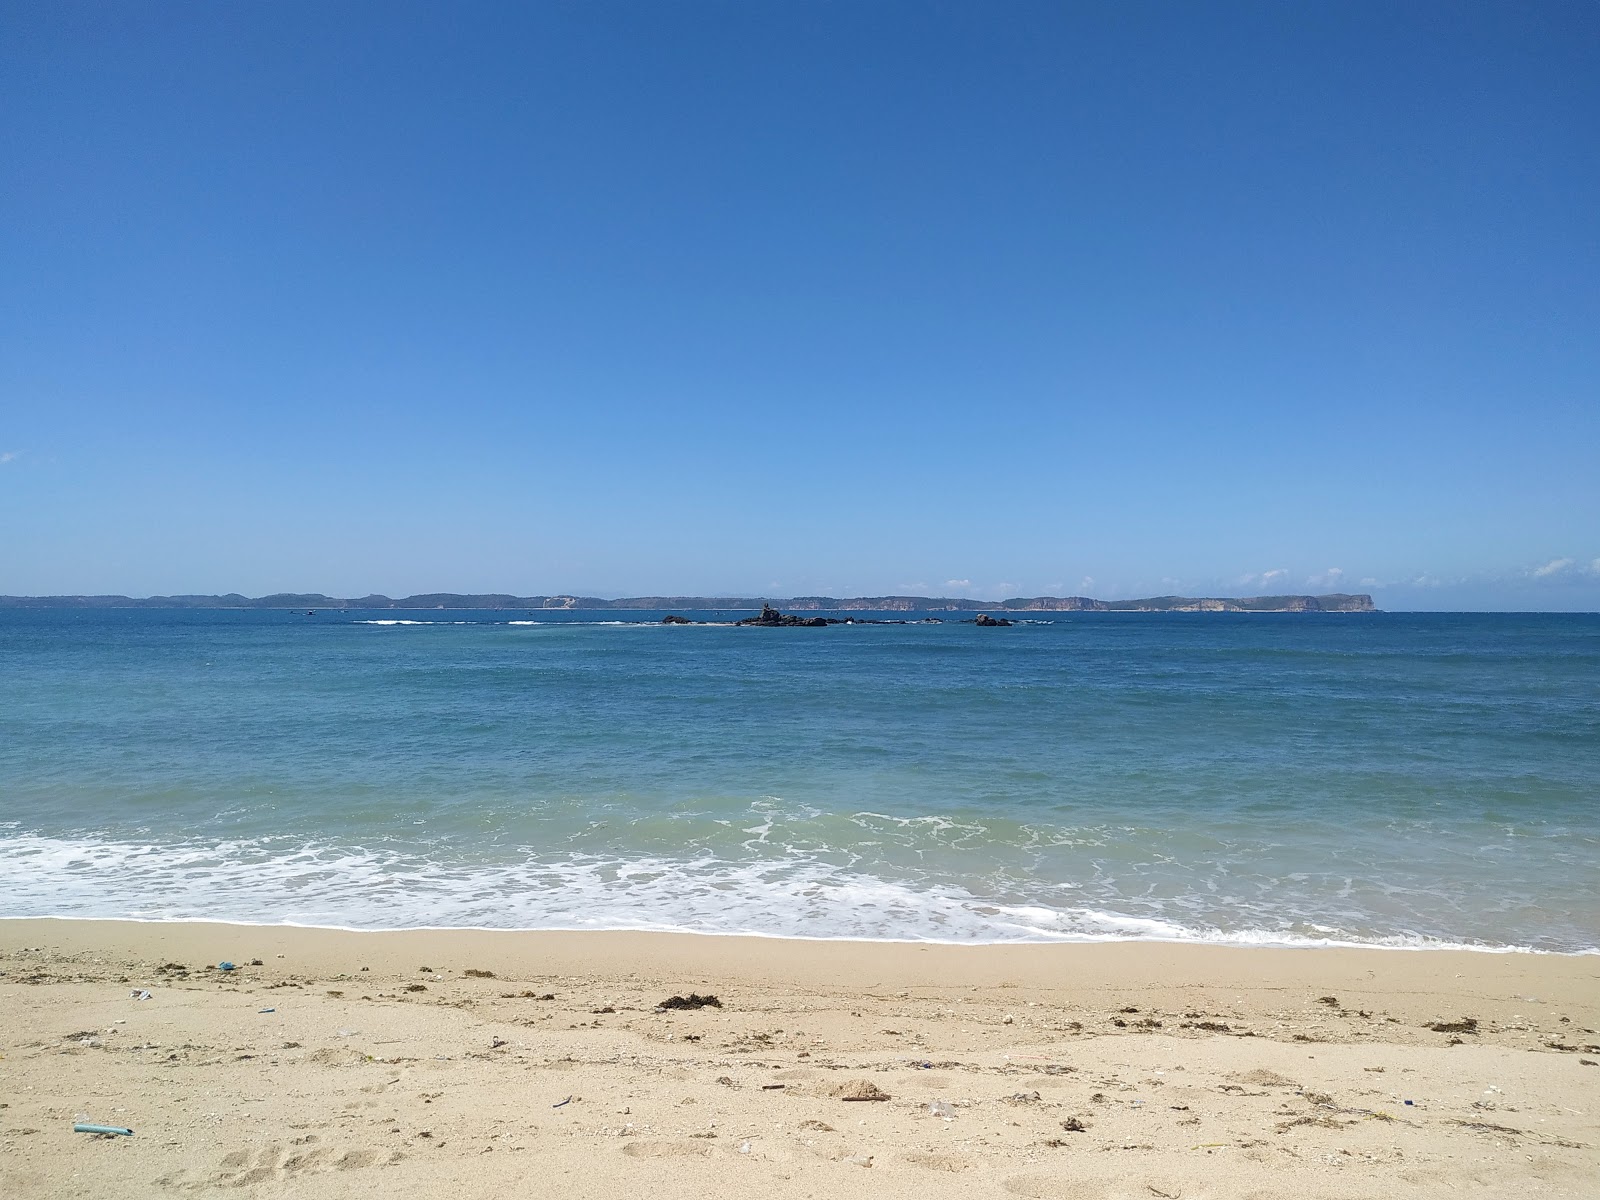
[1,609,1596,952]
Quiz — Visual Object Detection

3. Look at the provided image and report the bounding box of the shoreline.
[10,912,1595,956]
[7,916,1599,996]
[4,918,1596,1197]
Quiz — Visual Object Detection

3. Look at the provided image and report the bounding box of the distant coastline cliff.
[0,592,1379,613]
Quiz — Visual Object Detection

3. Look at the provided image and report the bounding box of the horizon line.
[0,590,1378,614]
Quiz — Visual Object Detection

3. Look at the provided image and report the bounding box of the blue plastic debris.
[218,962,236,971]
[74,1124,133,1136]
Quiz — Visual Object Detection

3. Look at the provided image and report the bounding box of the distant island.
[0,592,1378,613]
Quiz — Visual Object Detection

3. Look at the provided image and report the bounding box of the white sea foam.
[355,619,651,626]
[506,620,644,626]
[0,833,1586,952]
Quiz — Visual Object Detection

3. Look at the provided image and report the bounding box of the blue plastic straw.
[74,1124,133,1136]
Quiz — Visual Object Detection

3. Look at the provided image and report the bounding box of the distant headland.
[0,592,1378,613]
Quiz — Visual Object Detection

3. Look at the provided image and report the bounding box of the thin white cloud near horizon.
[1238,568,1290,588]
[1528,556,1600,581]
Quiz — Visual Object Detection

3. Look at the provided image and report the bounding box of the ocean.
[1,608,1595,952]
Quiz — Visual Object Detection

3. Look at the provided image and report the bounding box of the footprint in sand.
[620,1140,713,1159]
[1003,1174,1066,1198]
[166,1141,403,1189]
[1233,1068,1297,1088]
[773,1067,820,1081]
[902,1150,975,1172]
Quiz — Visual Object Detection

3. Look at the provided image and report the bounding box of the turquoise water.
[1,609,1595,951]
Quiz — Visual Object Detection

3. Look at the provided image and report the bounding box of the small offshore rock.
[737,603,832,628]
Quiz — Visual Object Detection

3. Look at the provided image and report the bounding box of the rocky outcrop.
[972,613,1013,627]
[737,604,832,627]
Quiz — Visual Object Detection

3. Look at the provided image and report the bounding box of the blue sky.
[3,2,1596,609]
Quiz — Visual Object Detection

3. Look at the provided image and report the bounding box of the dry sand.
[1,919,1596,1198]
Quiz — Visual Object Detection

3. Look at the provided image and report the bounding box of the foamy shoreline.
[11,828,1591,953]
[3,918,1596,1198]
[13,911,1595,955]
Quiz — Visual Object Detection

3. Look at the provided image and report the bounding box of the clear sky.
[3,1,1596,610]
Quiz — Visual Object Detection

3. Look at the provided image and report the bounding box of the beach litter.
[130,990,152,1001]
[258,1007,275,1014]
[928,1100,957,1119]
[217,962,236,972]
[552,1096,573,1108]
[833,1080,891,1102]
[74,1124,133,1137]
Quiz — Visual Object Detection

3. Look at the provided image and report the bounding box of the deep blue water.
[1,608,1596,950]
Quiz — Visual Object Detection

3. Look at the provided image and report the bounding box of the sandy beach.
[1,920,1595,1198]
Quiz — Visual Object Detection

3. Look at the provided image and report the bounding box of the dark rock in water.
[738,603,833,627]
[973,613,1013,627]
[660,993,722,1010]
[676,603,913,628]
